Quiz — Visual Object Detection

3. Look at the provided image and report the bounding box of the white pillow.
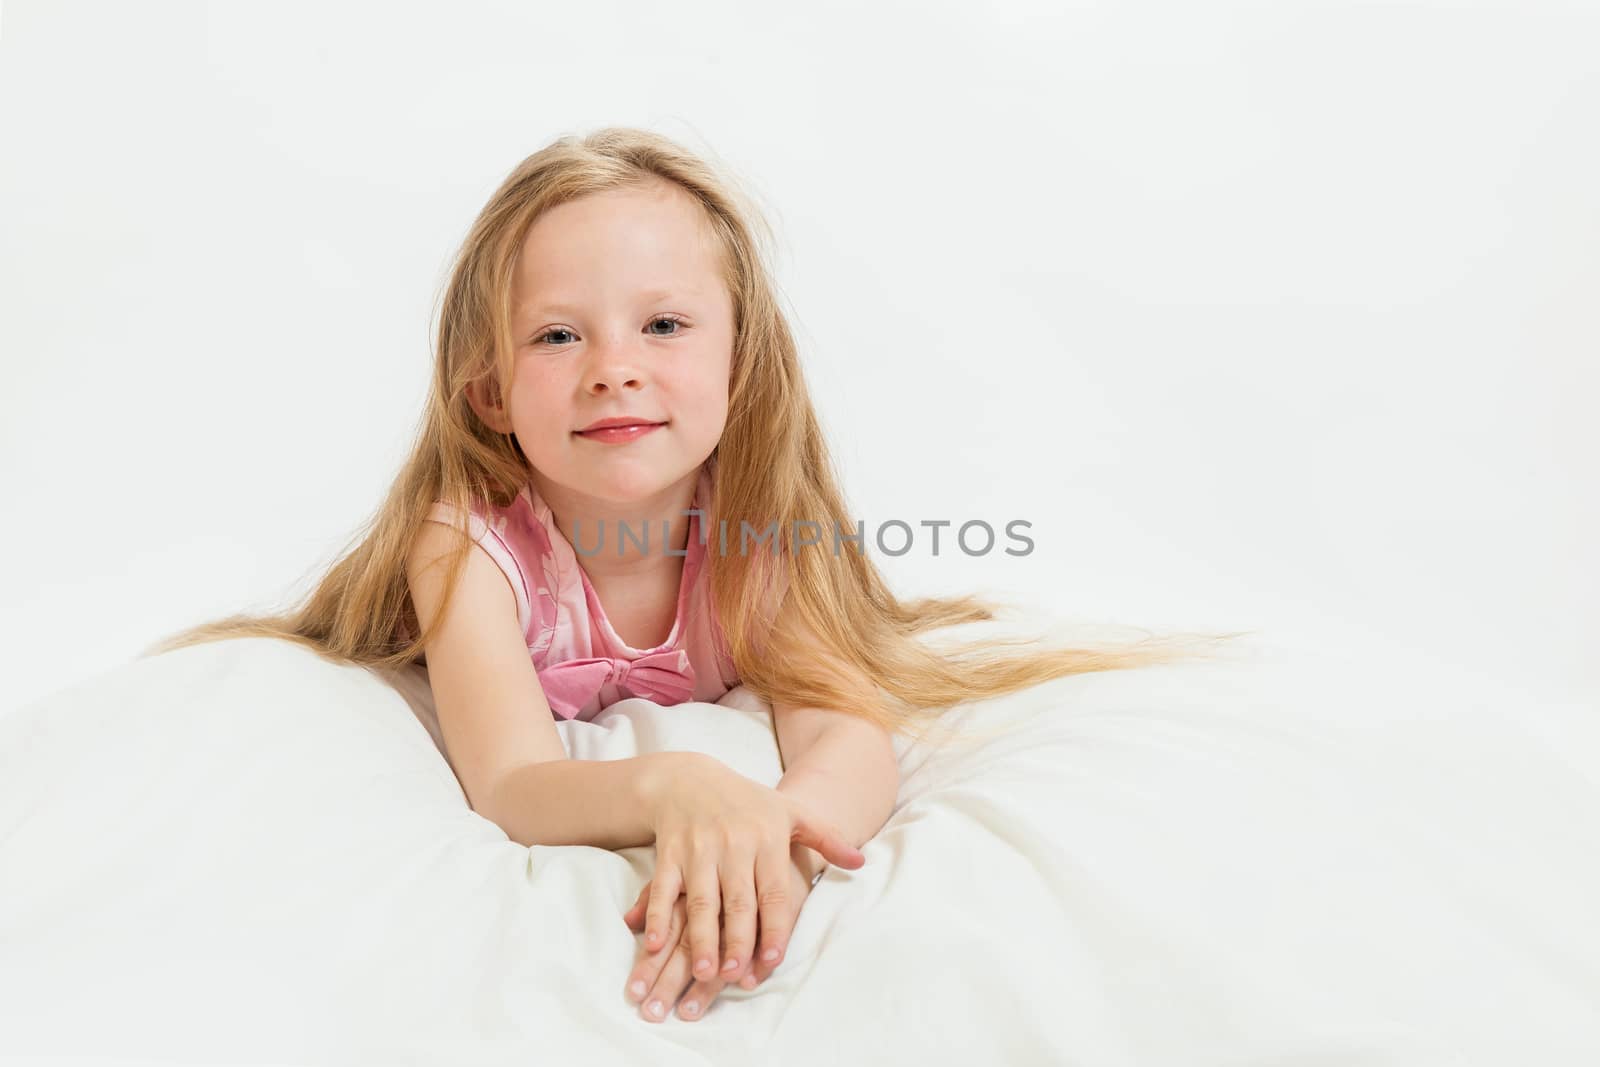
[374,657,792,796]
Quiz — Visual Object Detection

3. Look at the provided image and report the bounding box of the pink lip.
[574,421,665,444]
[579,416,667,432]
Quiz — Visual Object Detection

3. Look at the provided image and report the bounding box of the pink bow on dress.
[536,647,697,720]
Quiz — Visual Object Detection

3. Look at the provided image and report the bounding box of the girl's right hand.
[623,841,823,1021]
[643,753,865,988]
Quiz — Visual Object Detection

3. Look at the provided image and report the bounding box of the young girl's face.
[499,180,735,505]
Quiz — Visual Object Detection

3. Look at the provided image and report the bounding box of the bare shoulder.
[407,519,517,618]
[404,518,567,815]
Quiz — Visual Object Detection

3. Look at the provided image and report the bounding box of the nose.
[583,333,646,396]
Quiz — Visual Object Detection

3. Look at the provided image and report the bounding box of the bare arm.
[762,591,901,881]
[774,710,900,882]
[408,518,695,850]
[489,752,695,850]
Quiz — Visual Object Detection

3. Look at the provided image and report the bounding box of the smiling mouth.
[574,421,667,442]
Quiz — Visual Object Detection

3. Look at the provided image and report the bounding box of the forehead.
[512,183,724,315]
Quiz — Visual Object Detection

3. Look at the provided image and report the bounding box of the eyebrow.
[522,289,689,319]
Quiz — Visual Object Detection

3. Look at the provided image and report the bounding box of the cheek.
[678,373,730,426]
[505,395,571,460]
[509,369,564,422]
[688,350,734,407]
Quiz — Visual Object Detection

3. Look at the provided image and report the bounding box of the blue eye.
[532,315,688,347]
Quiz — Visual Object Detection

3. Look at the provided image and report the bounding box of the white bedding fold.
[0,632,1595,1066]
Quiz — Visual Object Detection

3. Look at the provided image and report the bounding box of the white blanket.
[1,631,1596,1065]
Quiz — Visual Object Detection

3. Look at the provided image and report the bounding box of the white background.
[2,0,1595,717]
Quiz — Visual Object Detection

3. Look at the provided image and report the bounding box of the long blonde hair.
[145,126,1253,745]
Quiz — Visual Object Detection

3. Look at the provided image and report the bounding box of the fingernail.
[683,999,700,1015]
[647,1000,663,1018]
[762,948,779,962]
[740,974,758,989]
[721,957,739,973]
[696,958,713,975]
[629,980,646,998]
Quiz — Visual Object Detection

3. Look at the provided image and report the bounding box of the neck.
[533,469,700,582]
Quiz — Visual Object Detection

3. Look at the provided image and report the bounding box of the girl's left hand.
[622,846,819,1022]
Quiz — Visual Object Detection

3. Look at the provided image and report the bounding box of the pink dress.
[416,463,743,723]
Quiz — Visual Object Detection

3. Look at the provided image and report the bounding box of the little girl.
[149,126,1245,1025]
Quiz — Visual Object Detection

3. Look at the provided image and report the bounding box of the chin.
[578,466,675,502]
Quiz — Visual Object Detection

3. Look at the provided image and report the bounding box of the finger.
[748,859,816,988]
[744,934,783,989]
[791,820,865,869]
[746,918,786,987]
[748,844,793,979]
[623,881,650,930]
[716,852,760,983]
[677,966,729,1021]
[677,908,731,1021]
[626,884,686,1004]
[644,864,683,953]
[641,898,695,1023]
[745,946,778,989]
[685,848,724,984]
